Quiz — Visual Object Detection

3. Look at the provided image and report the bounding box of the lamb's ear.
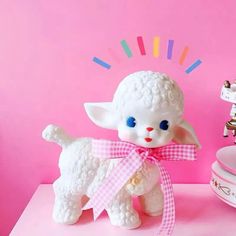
[172,119,201,148]
[84,102,118,130]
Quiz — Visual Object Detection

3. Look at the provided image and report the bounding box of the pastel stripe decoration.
[120,40,132,58]
[153,36,160,57]
[108,48,121,63]
[167,40,174,60]
[92,57,111,69]
[92,36,202,74]
[185,59,202,74]
[179,46,189,65]
[137,36,146,55]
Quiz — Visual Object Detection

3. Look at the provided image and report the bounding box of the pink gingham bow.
[83,140,196,235]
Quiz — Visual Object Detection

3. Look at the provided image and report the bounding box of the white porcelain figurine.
[221,80,236,143]
[42,71,200,229]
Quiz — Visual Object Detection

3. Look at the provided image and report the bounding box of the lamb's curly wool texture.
[113,71,184,114]
[42,125,162,228]
[42,71,186,229]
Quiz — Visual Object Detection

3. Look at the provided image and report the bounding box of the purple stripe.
[167,40,174,60]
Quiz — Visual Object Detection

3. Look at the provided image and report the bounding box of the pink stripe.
[137,36,146,55]
[108,48,121,63]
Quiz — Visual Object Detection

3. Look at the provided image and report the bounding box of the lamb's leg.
[223,125,228,137]
[233,129,236,137]
[139,184,163,216]
[53,178,83,224]
[106,193,141,229]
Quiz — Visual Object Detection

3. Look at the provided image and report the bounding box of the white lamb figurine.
[42,71,200,229]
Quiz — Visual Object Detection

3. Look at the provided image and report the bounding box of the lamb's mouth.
[144,137,152,142]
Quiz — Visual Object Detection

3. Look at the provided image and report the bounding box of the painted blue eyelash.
[126,117,136,127]
[159,120,169,130]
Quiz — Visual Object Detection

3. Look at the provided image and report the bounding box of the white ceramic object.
[221,83,236,142]
[221,84,236,104]
[211,146,236,207]
[217,146,236,175]
[42,71,200,229]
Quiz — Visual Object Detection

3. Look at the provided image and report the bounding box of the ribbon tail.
[83,201,100,220]
[83,171,120,220]
[82,202,100,220]
[156,161,175,236]
[83,150,144,220]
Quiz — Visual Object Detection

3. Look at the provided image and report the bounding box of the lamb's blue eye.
[159,120,169,130]
[126,117,136,128]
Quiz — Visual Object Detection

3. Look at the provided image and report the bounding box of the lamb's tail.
[42,124,75,148]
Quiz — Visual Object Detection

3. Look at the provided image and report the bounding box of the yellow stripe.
[153,36,160,57]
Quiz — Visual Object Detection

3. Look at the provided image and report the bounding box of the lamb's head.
[85,71,200,148]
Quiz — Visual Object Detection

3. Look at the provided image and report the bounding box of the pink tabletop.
[216,146,236,175]
[10,184,236,236]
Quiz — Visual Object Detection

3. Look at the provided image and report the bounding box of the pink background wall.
[1,0,236,235]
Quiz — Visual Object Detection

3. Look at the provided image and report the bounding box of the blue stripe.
[185,59,202,74]
[93,57,111,69]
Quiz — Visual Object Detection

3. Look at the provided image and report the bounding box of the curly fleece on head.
[112,71,184,114]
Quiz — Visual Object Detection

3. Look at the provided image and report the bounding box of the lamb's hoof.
[144,208,163,216]
[123,218,141,229]
[53,205,82,224]
[109,212,141,229]
[223,135,228,137]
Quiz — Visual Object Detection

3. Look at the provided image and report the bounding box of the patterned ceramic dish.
[211,146,236,207]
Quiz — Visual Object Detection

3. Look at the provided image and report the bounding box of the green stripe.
[120,40,132,58]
